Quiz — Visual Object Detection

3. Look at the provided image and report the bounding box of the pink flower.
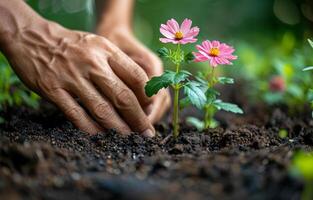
[194,40,237,67]
[269,76,285,92]
[160,18,199,45]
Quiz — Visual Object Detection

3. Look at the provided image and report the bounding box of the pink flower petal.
[196,44,209,52]
[160,26,175,39]
[179,38,197,44]
[167,19,180,33]
[160,38,177,44]
[184,27,199,38]
[210,58,218,67]
[180,18,192,34]
[202,40,212,50]
[193,52,209,62]
[211,40,220,48]
[161,24,176,35]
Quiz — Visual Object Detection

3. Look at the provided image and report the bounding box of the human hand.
[0,20,155,137]
[97,26,171,124]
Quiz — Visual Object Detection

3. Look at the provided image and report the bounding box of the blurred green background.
[0,0,313,113]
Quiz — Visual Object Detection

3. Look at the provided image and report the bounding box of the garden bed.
[0,95,313,200]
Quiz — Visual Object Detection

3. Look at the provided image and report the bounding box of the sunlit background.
[1,0,313,114]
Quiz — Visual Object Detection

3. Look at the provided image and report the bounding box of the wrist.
[0,0,47,49]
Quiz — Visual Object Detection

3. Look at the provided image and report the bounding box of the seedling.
[290,151,313,200]
[187,40,243,130]
[145,19,205,138]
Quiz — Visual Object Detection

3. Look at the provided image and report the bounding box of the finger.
[46,88,102,135]
[132,54,163,77]
[148,89,171,124]
[72,78,132,135]
[90,66,155,137]
[108,49,151,107]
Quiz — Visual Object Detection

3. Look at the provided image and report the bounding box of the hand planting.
[145,18,205,138]
[187,40,243,130]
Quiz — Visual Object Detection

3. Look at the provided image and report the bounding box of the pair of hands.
[2,19,170,137]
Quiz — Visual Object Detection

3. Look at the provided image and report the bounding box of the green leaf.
[157,47,170,58]
[145,70,175,97]
[184,52,195,63]
[186,117,204,131]
[206,88,220,104]
[180,97,191,109]
[291,151,313,181]
[218,77,234,84]
[303,66,313,71]
[213,100,244,114]
[308,39,313,48]
[183,82,206,109]
[174,70,191,84]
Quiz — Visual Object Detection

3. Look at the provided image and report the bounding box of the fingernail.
[142,129,155,138]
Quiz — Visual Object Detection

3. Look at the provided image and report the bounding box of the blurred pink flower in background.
[160,18,199,44]
[269,76,286,92]
[194,40,237,67]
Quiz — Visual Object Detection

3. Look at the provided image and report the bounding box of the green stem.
[173,85,180,138]
[172,43,181,138]
[204,67,216,129]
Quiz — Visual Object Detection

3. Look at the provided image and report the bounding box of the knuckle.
[131,67,148,86]
[93,103,113,121]
[115,88,134,109]
[64,107,82,122]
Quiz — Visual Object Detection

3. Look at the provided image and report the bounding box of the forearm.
[0,0,46,47]
[97,0,135,34]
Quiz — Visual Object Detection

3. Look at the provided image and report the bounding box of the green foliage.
[232,33,313,112]
[157,47,170,59]
[278,129,288,139]
[183,82,206,109]
[303,66,313,71]
[308,39,313,49]
[290,151,313,200]
[184,52,195,63]
[213,100,244,114]
[145,70,175,97]
[218,77,234,84]
[186,117,204,131]
[188,68,243,130]
[0,52,40,123]
[291,151,313,181]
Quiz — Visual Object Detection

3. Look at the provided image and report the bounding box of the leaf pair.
[145,70,191,97]
[157,47,195,64]
[145,71,206,109]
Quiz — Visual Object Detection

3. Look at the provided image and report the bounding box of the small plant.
[0,52,40,123]
[145,18,206,138]
[303,39,313,117]
[290,151,313,200]
[187,40,243,130]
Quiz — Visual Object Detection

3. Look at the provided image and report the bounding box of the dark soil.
[0,101,313,200]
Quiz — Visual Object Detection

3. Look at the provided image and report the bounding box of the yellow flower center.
[175,31,184,40]
[209,48,220,57]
